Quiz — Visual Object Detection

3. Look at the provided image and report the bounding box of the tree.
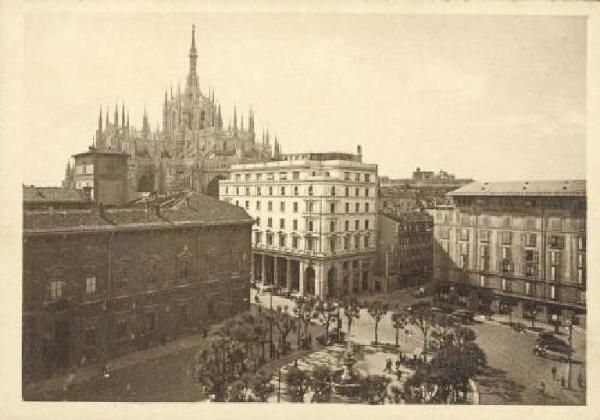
[269,305,297,354]
[314,299,338,344]
[359,374,391,404]
[286,366,311,402]
[293,296,317,348]
[310,365,333,403]
[391,312,407,348]
[340,298,361,341]
[366,301,389,345]
[192,332,244,402]
[251,370,275,402]
[398,302,444,363]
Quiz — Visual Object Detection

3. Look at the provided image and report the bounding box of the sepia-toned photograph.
[11,2,593,409]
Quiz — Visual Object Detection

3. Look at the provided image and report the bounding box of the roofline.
[23,218,254,236]
[447,191,586,197]
[72,150,130,158]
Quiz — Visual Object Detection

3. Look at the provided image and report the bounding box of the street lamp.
[566,318,573,389]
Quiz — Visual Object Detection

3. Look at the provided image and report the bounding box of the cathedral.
[63,25,282,197]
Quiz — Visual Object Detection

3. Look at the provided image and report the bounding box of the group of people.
[384,354,405,381]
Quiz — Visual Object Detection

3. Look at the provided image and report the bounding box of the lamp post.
[566,318,573,389]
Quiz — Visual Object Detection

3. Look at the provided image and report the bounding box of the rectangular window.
[256,201,261,210]
[245,201,249,210]
[280,186,286,196]
[578,236,586,251]
[293,219,298,230]
[330,220,336,232]
[344,236,350,250]
[85,325,96,346]
[330,203,335,213]
[267,233,273,245]
[330,238,336,252]
[345,203,350,213]
[344,172,350,180]
[280,201,285,212]
[254,231,261,244]
[550,285,556,300]
[279,218,285,229]
[292,237,298,248]
[308,186,313,196]
[116,319,127,338]
[364,236,369,248]
[268,186,273,196]
[308,202,314,212]
[355,220,359,230]
[525,233,537,247]
[479,275,486,287]
[365,203,370,212]
[280,172,287,181]
[267,217,272,228]
[525,282,531,295]
[549,235,564,249]
[257,187,262,196]
[501,278,507,291]
[460,229,469,241]
[85,275,96,295]
[331,186,336,196]
[440,227,450,240]
[256,173,262,181]
[501,231,512,245]
[293,202,298,212]
[365,188,369,197]
[268,201,273,211]
[50,280,66,299]
[294,186,299,196]
[256,217,261,226]
[365,174,370,182]
[365,220,369,230]
[292,171,300,180]
[245,187,250,195]
[307,238,313,251]
[355,203,359,212]
[267,173,274,181]
[479,230,490,242]
[279,235,286,247]
[145,312,156,332]
[345,221,349,231]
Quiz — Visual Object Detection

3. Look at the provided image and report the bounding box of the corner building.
[22,193,252,381]
[219,148,378,298]
[430,180,586,326]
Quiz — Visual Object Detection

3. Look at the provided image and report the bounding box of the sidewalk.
[23,332,209,398]
[476,312,585,339]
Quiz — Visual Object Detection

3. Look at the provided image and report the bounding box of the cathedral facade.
[64,25,280,198]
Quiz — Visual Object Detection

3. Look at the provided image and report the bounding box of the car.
[257,284,275,295]
[537,333,568,347]
[533,343,572,362]
[452,309,475,324]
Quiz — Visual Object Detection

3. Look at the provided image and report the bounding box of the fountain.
[332,339,361,397]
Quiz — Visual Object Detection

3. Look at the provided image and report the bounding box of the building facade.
[379,167,473,209]
[376,209,433,291]
[219,148,379,298]
[22,193,252,382]
[63,26,275,197]
[430,180,586,326]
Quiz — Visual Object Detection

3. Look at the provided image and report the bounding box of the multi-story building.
[380,167,473,209]
[219,148,379,298]
[430,180,586,326]
[376,209,433,290]
[63,25,276,197]
[22,192,252,382]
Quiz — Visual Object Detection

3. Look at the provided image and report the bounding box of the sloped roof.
[448,180,586,197]
[24,192,252,234]
[23,186,89,203]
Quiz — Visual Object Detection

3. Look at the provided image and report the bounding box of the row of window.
[479,276,585,303]
[256,217,371,232]
[436,211,585,232]
[440,228,585,251]
[255,232,372,251]
[226,184,373,198]
[234,171,372,183]
[239,199,371,214]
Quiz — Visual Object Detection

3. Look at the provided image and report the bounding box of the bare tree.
[366,301,389,345]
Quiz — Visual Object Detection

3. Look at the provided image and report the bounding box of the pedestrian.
[384,358,392,373]
[577,372,584,388]
[551,366,557,380]
[561,376,566,388]
[395,357,402,372]
[537,380,545,396]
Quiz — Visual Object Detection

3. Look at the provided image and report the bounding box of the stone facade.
[22,194,252,381]
[429,180,586,326]
[376,210,433,290]
[219,148,379,298]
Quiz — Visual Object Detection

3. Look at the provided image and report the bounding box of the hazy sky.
[24,13,586,186]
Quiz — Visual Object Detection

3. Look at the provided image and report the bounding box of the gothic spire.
[98,107,103,132]
[248,108,254,134]
[105,106,109,127]
[127,110,130,129]
[233,106,237,131]
[121,102,125,128]
[240,112,244,131]
[186,24,199,96]
[114,104,118,126]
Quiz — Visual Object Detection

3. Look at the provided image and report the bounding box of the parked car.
[533,342,571,362]
[452,309,475,324]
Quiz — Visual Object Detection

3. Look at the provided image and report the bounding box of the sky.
[23,13,586,186]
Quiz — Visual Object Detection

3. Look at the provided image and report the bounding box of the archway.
[206,175,226,198]
[305,266,315,295]
[137,172,155,192]
[327,267,337,298]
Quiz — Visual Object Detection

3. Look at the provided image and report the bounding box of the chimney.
[356,145,363,161]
